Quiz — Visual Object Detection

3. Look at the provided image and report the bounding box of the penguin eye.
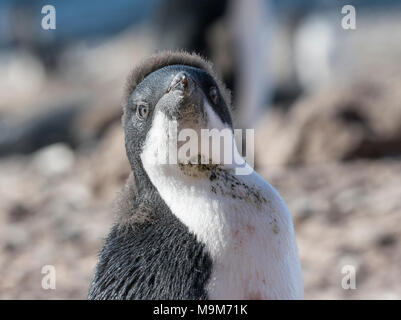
[137,104,149,120]
[209,87,218,104]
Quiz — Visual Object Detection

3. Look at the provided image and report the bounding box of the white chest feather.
[141,111,303,300]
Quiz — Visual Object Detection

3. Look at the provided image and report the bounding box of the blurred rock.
[8,203,31,223]
[3,224,30,252]
[375,232,397,248]
[256,78,401,165]
[0,51,46,109]
[33,143,75,176]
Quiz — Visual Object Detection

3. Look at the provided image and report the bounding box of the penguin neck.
[130,158,164,206]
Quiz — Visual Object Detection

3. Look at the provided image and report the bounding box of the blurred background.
[0,0,401,299]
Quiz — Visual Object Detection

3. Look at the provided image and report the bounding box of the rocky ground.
[0,120,400,299]
[265,161,401,299]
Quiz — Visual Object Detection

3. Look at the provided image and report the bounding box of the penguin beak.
[162,71,204,123]
[167,72,194,96]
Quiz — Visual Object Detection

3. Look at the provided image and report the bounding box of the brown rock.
[256,77,401,165]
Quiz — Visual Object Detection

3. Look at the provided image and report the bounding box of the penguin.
[88,51,303,300]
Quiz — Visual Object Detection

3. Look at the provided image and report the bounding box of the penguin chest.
[150,169,303,300]
[188,194,293,300]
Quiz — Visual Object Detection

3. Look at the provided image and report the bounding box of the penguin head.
[123,51,233,172]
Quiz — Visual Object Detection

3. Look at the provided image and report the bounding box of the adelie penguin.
[88,51,303,300]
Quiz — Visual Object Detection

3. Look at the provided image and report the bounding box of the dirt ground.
[1,132,400,299]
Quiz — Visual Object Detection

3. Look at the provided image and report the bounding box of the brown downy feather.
[123,50,231,112]
[114,173,153,230]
